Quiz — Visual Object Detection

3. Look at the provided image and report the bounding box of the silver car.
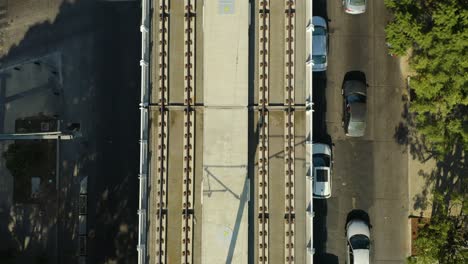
[311,16,328,72]
[312,143,332,198]
[343,0,367,15]
[346,218,371,264]
[342,78,367,137]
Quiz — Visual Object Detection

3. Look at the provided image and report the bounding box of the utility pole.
[0,131,75,140]
[0,120,80,141]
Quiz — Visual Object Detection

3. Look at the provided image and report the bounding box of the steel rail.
[182,1,195,263]
[284,1,296,263]
[258,0,270,263]
[155,1,170,263]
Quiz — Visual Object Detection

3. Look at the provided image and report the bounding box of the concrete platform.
[203,0,249,107]
[202,2,249,262]
[202,108,248,264]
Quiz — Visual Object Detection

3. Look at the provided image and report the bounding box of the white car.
[312,143,332,198]
[343,0,367,15]
[346,219,371,264]
[311,16,328,72]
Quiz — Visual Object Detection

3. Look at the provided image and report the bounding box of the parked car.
[342,78,367,137]
[343,0,367,15]
[312,143,332,198]
[346,218,371,264]
[311,16,328,72]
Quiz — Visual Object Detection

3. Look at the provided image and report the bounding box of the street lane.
[313,0,409,263]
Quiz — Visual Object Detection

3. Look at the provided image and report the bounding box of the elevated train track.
[145,1,309,264]
[153,1,196,263]
[257,1,298,263]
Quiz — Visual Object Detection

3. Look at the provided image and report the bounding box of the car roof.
[313,167,331,197]
[312,143,331,155]
[312,35,326,56]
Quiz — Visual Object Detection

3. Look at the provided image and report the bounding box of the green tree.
[408,193,467,264]
[384,0,468,157]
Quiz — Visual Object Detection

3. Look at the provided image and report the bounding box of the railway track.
[258,0,270,263]
[181,1,196,264]
[155,0,169,263]
[154,1,196,263]
[284,1,296,263]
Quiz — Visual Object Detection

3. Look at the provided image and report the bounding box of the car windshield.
[316,169,329,182]
[313,26,326,36]
[313,154,330,167]
[350,234,370,250]
[312,55,327,64]
[350,0,365,5]
[347,93,366,103]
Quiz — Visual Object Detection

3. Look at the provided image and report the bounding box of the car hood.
[347,102,366,137]
[346,2,367,14]
[312,16,327,28]
[347,121,366,137]
[352,249,370,264]
[350,102,366,121]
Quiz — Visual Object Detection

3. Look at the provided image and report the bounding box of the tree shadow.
[393,87,466,216]
[343,70,366,84]
[0,0,140,263]
[312,70,335,263]
[411,147,465,218]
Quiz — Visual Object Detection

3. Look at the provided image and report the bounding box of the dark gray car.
[342,79,367,137]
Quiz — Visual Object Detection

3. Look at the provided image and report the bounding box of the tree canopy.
[385,0,468,157]
[408,193,467,264]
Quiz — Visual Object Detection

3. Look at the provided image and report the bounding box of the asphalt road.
[312,1,410,263]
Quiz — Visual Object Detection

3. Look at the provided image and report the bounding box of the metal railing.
[305,0,314,263]
[137,0,151,263]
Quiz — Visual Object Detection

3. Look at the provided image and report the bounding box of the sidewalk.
[407,149,436,218]
[396,55,437,259]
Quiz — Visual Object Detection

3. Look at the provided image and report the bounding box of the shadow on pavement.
[0,1,140,263]
[312,70,336,263]
[343,70,367,84]
[393,81,466,216]
[312,72,332,145]
[314,199,340,264]
[313,0,329,20]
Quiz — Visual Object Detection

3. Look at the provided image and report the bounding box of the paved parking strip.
[313,0,410,263]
